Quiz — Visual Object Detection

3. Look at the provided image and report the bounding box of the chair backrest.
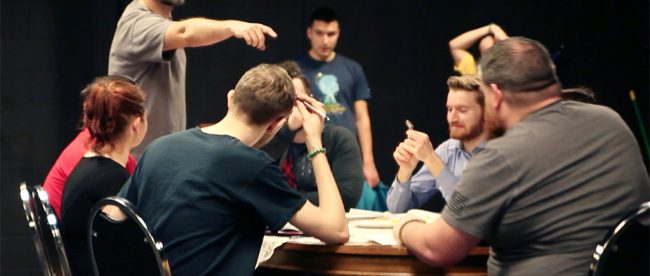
[590,201,650,276]
[87,196,171,276]
[19,183,72,276]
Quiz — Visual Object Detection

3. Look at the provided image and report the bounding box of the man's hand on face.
[295,94,325,142]
[286,106,303,131]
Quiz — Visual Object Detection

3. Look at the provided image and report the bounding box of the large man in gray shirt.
[392,37,650,275]
[109,0,277,156]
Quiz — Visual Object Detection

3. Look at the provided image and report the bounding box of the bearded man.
[387,75,489,213]
[393,37,649,275]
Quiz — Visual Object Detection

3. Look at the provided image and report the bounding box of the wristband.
[307,147,327,159]
[393,214,426,245]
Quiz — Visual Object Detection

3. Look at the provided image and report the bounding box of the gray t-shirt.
[442,100,650,275]
[108,1,187,157]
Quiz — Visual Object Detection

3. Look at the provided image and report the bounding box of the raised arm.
[449,25,491,65]
[449,23,508,65]
[164,19,277,51]
[290,95,349,244]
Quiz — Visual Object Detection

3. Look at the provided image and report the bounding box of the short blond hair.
[447,75,483,107]
[233,64,295,125]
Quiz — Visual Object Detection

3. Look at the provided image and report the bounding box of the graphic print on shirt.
[316,72,346,114]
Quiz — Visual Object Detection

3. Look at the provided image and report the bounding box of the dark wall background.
[2,0,648,274]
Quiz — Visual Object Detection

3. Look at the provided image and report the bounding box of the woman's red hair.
[81,76,145,154]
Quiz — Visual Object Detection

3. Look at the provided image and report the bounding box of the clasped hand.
[393,130,435,170]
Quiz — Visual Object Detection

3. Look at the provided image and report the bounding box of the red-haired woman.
[43,76,138,219]
[60,76,147,275]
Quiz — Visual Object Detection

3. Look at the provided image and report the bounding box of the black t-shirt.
[261,123,364,211]
[61,156,129,275]
[120,128,306,276]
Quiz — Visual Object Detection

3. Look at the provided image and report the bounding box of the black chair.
[19,183,72,276]
[590,201,650,276]
[87,196,171,276]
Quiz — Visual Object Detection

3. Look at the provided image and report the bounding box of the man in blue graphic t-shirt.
[296,6,380,188]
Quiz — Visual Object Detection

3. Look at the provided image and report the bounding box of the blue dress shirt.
[386,138,484,213]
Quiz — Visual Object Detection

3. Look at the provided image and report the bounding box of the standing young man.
[119,64,348,275]
[296,6,380,187]
[109,0,277,157]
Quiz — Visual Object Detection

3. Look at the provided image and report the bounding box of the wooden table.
[259,241,489,275]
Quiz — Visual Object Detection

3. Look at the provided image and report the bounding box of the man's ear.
[490,83,504,110]
[306,27,313,39]
[227,90,235,109]
[266,116,286,133]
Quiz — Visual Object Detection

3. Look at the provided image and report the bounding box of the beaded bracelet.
[307,147,327,159]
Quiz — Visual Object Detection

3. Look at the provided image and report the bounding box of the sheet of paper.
[258,210,407,267]
[346,208,387,220]
[350,225,398,245]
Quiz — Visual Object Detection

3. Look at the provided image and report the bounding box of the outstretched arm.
[164,19,277,51]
